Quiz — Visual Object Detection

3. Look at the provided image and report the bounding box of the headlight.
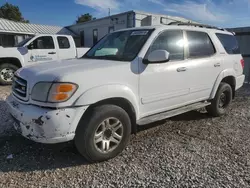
[31,82,78,102]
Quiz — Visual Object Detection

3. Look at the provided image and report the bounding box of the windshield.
[15,36,34,47]
[84,29,154,61]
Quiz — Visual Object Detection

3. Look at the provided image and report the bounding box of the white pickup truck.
[7,24,245,162]
[0,34,89,85]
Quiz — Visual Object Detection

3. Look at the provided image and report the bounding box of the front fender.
[73,84,139,119]
[210,69,236,99]
[0,48,24,66]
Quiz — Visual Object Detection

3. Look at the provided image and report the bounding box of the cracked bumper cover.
[6,95,88,144]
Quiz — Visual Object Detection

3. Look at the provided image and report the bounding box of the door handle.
[214,63,221,67]
[177,67,187,72]
[48,52,56,54]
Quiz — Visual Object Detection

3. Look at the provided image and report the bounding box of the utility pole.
[108,8,111,16]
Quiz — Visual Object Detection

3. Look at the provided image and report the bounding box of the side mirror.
[143,50,170,64]
[27,44,33,50]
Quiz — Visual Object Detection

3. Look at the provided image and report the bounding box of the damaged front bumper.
[6,95,88,144]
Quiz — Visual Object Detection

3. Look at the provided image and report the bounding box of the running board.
[137,102,211,125]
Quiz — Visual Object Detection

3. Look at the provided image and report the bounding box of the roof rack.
[167,21,228,31]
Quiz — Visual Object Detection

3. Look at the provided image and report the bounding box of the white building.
[66,10,195,48]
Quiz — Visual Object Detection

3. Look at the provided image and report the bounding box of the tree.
[76,13,96,24]
[0,3,29,23]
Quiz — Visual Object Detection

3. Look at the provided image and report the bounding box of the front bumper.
[6,95,88,144]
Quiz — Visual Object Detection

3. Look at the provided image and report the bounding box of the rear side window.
[216,33,240,54]
[57,37,70,49]
[146,30,184,61]
[186,31,215,58]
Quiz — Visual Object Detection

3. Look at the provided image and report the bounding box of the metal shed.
[0,18,76,47]
[228,27,250,82]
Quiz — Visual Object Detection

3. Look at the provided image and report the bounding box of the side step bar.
[137,102,211,125]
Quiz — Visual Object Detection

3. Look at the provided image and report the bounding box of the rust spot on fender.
[32,116,44,126]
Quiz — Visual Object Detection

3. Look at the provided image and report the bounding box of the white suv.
[7,23,245,162]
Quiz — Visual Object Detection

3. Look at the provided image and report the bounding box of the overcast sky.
[3,0,250,28]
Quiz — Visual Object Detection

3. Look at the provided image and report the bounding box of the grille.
[12,75,27,100]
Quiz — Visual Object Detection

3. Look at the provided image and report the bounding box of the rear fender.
[210,69,236,99]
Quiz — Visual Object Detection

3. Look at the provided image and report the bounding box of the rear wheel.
[206,82,232,117]
[75,105,131,162]
[0,63,18,85]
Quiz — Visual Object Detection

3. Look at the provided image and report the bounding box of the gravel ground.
[0,85,250,187]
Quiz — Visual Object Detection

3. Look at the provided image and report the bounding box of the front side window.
[186,31,215,58]
[29,36,55,49]
[145,30,184,61]
[216,33,240,54]
[57,36,70,49]
[84,29,153,61]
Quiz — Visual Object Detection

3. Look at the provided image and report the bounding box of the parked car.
[0,34,89,85]
[7,23,245,162]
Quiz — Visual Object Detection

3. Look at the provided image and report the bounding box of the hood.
[0,46,28,56]
[17,58,129,86]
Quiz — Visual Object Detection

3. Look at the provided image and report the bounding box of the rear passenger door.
[56,36,76,60]
[184,30,223,100]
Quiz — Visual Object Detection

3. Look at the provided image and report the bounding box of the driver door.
[139,30,191,117]
[25,36,58,66]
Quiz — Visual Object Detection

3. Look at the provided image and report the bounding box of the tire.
[0,63,18,85]
[75,104,131,162]
[206,82,232,117]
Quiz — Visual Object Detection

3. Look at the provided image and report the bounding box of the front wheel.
[0,63,18,85]
[206,82,232,117]
[75,105,131,162]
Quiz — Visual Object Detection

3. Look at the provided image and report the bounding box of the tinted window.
[109,26,114,33]
[216,33,240,54]
[93,29,98,45]
[57,37,70,49]
[80,31,84,47]
[186,31,215,58]
[29,36,54,49]
[146,30,184,61]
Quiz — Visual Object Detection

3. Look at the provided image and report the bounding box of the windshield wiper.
[82,55,127,61]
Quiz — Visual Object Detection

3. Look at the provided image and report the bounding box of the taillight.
[240,59,245,68]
